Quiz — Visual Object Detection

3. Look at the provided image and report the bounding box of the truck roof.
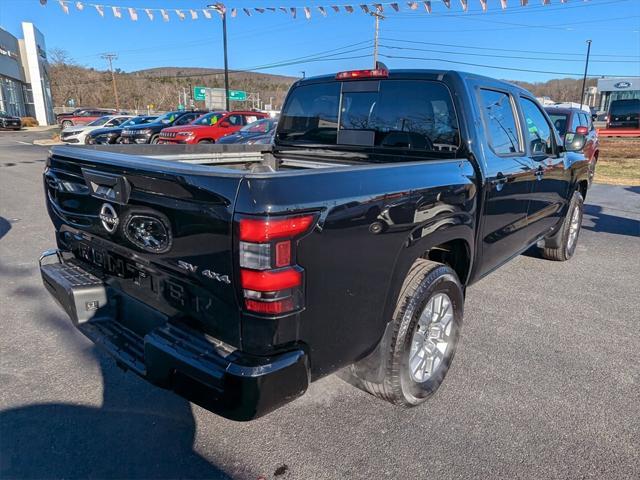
[297,69,531,96]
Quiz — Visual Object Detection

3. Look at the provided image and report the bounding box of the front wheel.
[356,259,464,406]
[150,135,160,144]
[198,139,213,144]
[61,120,72,129]
[541,190,584,261]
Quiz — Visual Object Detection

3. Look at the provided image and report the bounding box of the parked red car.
[158,111,268,144]
[57,108,119,129]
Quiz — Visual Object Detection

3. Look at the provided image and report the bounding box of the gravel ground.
[1,130,639,480]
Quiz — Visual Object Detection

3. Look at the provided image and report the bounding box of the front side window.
[175,113,197,126]
[193,112,223,126]
[479,89,521,155]
[520,97,554,157]
[227,114,243,126]
[569,112,581,133]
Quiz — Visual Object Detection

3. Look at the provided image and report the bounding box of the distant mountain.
[49,59,297,112]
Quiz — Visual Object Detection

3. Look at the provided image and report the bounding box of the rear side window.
[278,80,459,151]
[610,99,640,116]
[479,89,521,155]
[570,112,581,133]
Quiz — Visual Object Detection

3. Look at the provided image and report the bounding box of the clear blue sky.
[1,0,639,82]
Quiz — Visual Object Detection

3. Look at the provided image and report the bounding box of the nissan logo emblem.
[99,203,119,234]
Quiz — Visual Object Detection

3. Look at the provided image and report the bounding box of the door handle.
[493,172,509,191]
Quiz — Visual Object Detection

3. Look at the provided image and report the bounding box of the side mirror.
[591,114,597,121]
[576,126,589,135]
[219,121,230,128]
[564,133,587,152]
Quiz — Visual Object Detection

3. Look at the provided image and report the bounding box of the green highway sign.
[229,90,247,101]
[193,86,206,101]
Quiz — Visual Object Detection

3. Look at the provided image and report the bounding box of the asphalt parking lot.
[0,129,639,480]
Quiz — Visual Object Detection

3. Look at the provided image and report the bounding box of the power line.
[378,53,629,77]
[380,37,640,59]
[378,44,640,63]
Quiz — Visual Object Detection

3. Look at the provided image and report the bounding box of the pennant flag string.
[42,0,574,22]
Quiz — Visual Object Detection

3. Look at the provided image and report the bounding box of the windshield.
[193,112,225,126]
[548,113,569,136]
[277,80,460,151]
[88,116,112,126]
[122,116,156,127]
[240,118,276,133]
[0,112,10,118]
[154,112,180,124]
[610,100,640,116]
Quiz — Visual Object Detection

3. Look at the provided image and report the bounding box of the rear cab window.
[277,79,460,155]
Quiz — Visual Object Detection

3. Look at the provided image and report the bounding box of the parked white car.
[60,115,134,144]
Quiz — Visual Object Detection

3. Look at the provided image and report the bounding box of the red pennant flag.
[374,3,384,11]
[360,4,370,13]
[291,7,297,18]
[460,0,468,11]
[266,7,276,12]
[500,0,508,8]
[279,7,288,14]
[442,0,451,8]
[391,3,400,11]
[332,6,340,12]
[255,8,265,13]
[304,6,311,18]
[408,2,419,9]
[345,6,354,13]
[423,1,432,13]
[480,0,487,11]
[520,0,528,5]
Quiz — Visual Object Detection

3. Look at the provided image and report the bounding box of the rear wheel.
[61,120,72,129]
[198,139,213,144]
[541,190,584,261]
[356,259,464,406]
[150,135,160,144]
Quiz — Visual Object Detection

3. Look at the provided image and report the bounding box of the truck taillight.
[237,213,316,315]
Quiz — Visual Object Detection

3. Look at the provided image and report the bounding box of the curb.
[33,139,64,146]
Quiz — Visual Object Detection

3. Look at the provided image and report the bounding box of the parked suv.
[0,111,22,130]
[61,115,134,144]
[546,106,600,185]
[120,110,207,144]
[86,115,157,144]
[158,111,268,144]
[57,109,119,129]
[607,99,640,129]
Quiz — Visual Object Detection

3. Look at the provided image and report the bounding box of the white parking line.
[15,141,32,145]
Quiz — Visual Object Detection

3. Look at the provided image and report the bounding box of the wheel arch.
[353,230,473,384]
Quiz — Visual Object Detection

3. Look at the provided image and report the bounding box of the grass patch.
[595,138,640,186]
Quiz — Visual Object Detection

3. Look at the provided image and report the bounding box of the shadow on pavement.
[0,217,11,241]
[583,204,640,237]
[0,316,231,479]
[625,186,640,195]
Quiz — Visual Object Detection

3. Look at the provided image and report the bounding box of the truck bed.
[51,144,351,174]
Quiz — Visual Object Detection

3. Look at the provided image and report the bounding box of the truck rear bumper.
[39,250,309,421]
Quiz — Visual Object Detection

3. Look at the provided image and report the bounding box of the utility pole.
[209,3,230,111]
[101,53,120,111]
[579,40,592,110]
[370,12,384,68]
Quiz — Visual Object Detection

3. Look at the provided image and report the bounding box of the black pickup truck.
[39,69,591,421]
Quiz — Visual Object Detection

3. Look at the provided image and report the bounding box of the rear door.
[477,88,537,275]
[44,149,244,346]
[519,96,571,241]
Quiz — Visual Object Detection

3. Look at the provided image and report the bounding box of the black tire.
[150,135,160,144]
[84,135,93,145]
[357,259,464,406]
[61,120,72,129]
[542,190,584,261]
[198,139,213,144]
[588,155,598,187]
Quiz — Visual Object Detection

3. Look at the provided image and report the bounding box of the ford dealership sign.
[614,81,632,89]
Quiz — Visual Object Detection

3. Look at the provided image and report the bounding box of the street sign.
[194,86,206,101]
[229,90,247,101]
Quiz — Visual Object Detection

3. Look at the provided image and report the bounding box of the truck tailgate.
[44,147,244,347]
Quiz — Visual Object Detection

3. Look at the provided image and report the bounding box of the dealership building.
[597,76,640,112]
[0,22,55,125]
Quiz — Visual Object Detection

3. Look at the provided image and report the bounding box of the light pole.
[209,3,230,111]
[579,40,592,110]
